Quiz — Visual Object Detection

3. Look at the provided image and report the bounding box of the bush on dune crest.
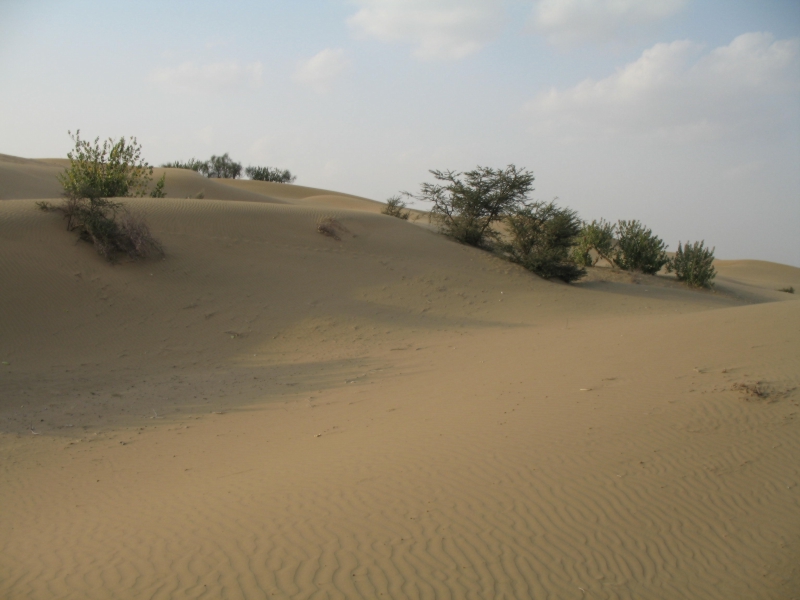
[41,131,165,263]
[407,165,535,248]
[382,196,410,220]
[405,165,586,282]
[163,154,296,183]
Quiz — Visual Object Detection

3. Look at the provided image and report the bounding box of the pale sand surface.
[1,158,798,599]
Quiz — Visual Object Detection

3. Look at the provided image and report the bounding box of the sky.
[1,0,799,265]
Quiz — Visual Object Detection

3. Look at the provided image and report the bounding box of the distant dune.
[1,154,798,599]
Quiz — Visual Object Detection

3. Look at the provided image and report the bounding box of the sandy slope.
[0,158,798,599]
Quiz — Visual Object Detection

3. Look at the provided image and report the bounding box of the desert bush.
[382,196,410,220]
[162,158,208,174]
[52,131,165,262]
[503,201,586,282]
[245,166,296,183]
[207,153,242,179]
[407,165,535,248]
[614,220,669,274]
[666,240,716,287]
[59,130,158,200]
[572,219,616,267]
[164,154,242,178]
[778,286,794,294]
[150,174,166,198]
[317,217,347,240]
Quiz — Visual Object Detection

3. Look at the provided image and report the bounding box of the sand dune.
[0,156,798,599]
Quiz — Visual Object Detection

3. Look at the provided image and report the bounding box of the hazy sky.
[2,0,799,264]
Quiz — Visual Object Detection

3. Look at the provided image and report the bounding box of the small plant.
[503,201,586,282]
[614,219,669,275]
[666,240,716,288]
[572,219,616,267]
[382,196,410,220]
[406,165,535,248]
[778,286,795,294]
[245,166,296,183]
[317,217,347,240]
[149,174,167,198]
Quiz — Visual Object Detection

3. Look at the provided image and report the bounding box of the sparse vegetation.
[48,131,164,262]
[162,158,208,173]
[245,166,296,183]
[667,240,716,288]
[165,155,296,183]
[778,286,795,294]
[407,165,535,248]
[317,217,347,240]
[382,196,410,220]
[503,201,586,282]
[573,219,616,267]
[614,219,669,275]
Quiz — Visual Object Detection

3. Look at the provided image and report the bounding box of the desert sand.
[1,154,798,599]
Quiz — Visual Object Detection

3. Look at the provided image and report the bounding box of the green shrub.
[162,158,208,173]
[245,166,296,183]
[52,131,164,262]
[572,219,616,267]
[666,240,716,287]
[59,131,157,200]
[382,196,410,220]
[164,154,243,179]
[503,201,586,283]
[407,165,535,248]
[150,174,166,198]
[614,219,668,274]
[207,153,242,179]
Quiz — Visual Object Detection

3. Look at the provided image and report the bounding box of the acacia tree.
[406,165,535,248]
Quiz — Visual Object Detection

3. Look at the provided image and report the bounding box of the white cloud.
[347,0,505,60]
[150,61,263,92]
[292,48,350,94]
[531,0,687,45]
[526,32,800,143]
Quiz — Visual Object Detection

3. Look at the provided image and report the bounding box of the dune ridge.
[0,155,798,599]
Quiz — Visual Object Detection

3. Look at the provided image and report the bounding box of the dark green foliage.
[382,196,410,220]
[207,153,242,179]
[52,131,164,262]
[163,154,245,179]
[666,240,716,288]
[503,201,586,283]
[614,220,669,274]
[59,131,156,200]
[572,219,616,267]
[408,165,535,248]
[245,166,296,183]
